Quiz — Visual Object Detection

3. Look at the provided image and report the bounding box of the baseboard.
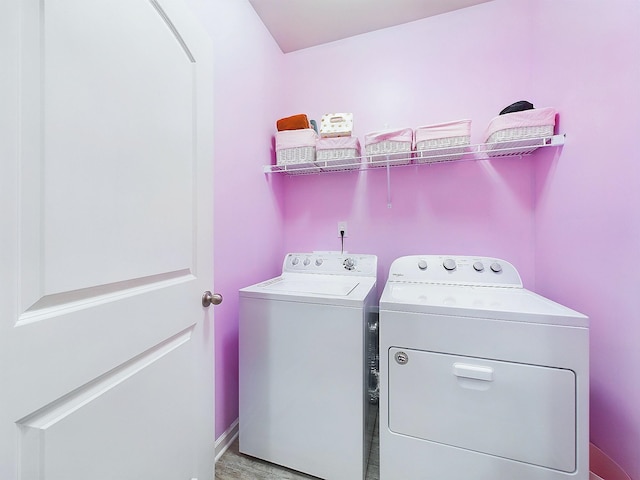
[214,418,239,462]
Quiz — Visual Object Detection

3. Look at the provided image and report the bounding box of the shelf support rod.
[386,158,392,208]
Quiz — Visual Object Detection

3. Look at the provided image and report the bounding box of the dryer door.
[388,348,576,472]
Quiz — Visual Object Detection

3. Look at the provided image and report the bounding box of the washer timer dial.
[443,259,457,271]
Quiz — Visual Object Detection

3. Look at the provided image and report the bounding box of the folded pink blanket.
[364,128,413,146]
[316,136,361,151]
[415,120,471,144]
[275,129,318,151]
[484,107,556,141]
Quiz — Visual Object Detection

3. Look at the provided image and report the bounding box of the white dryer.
[379,255,589,480]
[239,252,378,480]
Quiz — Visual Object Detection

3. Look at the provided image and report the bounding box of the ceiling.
[248,0,493,53]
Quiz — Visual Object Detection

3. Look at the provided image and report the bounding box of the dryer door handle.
[453,363,494,382]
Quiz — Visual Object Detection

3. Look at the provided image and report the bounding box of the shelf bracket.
[550,133,566,146]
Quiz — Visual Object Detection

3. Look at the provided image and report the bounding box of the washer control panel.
[284,253,377,277]
[388,255,522,287]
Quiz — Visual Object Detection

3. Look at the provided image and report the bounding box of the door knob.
[202,291,222,307]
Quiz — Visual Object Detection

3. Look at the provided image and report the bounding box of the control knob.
[418,260,428,270]
[490,262,502,273]
[473,262,484,272]
[315,258,323,266]
[291,257,299,266]
[343,258,356,270]
[443,258,457,271]
[303,257,311,266]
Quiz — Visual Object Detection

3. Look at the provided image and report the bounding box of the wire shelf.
[264,134,565,175]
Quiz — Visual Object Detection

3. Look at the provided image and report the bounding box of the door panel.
[388,348,576,472]
[18,331,195,480]
[1,0,214,478]
[21,0,196,307]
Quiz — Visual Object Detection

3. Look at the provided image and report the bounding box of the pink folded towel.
[316,136,361,151]
[275,129,318,151]
[364,128,413,146]
[415,120,471,144]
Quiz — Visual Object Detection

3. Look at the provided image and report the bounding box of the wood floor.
[215,417,380,480]
[216,420,602,480]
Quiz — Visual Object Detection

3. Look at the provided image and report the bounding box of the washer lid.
[240,274,376,306]
[261,277,358,296]
[380,283,588,327]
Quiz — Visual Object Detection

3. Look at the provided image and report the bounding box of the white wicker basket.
[415,135,470,163]
[485,124,554,157]
[275,146,320,173]
[316,148,360,171]
[365,141,412,166]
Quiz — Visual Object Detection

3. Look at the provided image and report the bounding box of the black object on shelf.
[500,100,534,115]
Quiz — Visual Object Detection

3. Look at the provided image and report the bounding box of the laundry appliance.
[379,255,589,480]
[239,252,378,480]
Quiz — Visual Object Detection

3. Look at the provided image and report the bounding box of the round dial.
[315,258,323,266]
[473,261,484,272]
[443,258,457,271]
[490,262,502,273]
[343,258,355,270]
[418,260,428,270]
[291,257,299,266]
[303,257,311,266]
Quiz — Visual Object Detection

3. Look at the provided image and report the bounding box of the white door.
[0,0,215,478]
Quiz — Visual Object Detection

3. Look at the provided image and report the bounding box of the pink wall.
[280,1,640,477]
[280,0,539,295]
[531,1,640,478]
[184,0,286,438]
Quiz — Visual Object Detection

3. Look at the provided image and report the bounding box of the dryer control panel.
[388,255,522,287]
[284,253,377,277]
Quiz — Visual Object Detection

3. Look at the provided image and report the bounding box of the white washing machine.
[239,252,378,480]
[379,255,589,480]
